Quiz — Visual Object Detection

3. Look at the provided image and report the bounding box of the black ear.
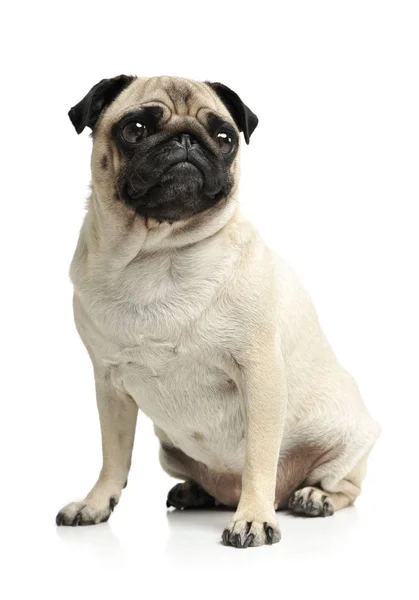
[206,81,258,144]
[68,75,135,134]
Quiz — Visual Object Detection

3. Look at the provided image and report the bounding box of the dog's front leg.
[56,369,138,526]
[222,348,286,548]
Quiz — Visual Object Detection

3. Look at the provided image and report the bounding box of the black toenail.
[243,533,255,548]
[222,529,230,546]
[323,502,331,517]
[264,523,274,544]
[73,512,82,526]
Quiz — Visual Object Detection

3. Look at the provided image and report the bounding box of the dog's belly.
[106,343,246,472]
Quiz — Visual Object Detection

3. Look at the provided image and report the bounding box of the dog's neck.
[74,186,242,275]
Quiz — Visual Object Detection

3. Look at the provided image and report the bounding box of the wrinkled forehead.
[101,76,234,130]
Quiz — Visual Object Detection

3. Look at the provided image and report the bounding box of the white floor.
[4,417,415,600]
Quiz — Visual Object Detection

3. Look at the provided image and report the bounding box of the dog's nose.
[173,133,194,149]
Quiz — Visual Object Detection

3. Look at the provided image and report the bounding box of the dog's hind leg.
[288,448,371,517]
[159,440,217,510]
[158,437,241,510]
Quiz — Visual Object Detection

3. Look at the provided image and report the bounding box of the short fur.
[56,76,380,548]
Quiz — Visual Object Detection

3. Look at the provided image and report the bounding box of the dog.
[56,75,380,548]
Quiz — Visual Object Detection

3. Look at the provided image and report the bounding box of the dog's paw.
[288,486,334,517]
[222,518,281,548]
[166,481,216,510]
[56,496,118,526]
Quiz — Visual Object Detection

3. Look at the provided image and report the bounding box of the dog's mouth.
[162,160,202,177]
[123,160,200,193]
[116,139,232,221]
[166,160,200,170]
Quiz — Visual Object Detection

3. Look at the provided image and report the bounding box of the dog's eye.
[216,131,234,154]
[121,121,148,144]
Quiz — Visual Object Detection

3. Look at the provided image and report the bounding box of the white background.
[2,1,418,598]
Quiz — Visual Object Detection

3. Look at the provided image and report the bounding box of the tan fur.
[57,76,381,546]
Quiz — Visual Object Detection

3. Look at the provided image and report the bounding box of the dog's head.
[69,76,258,222]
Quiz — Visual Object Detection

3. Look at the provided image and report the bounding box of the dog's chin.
[122,163,223,222]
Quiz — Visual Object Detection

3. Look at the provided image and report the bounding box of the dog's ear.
[206,82,258,144]
[68,75,135,134]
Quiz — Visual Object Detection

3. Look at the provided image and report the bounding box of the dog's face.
[69,76,258,222]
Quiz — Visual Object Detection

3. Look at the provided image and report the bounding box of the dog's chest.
[84,248,245,471]
[105,334,245,470]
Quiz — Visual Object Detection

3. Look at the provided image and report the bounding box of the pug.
[56,75,380,548]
